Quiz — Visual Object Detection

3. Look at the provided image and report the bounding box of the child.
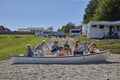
[58,47,65,57]
[26,44,34,57]
[64,41,72,55]
[50,40,59,55]
[74,40,83,56]
[88,43,100,53]
[34,40,47,56]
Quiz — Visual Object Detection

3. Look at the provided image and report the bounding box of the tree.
[47,27,54,32]
[83,0,99,23]
[92,0,120,21]
[61,22,76,34]
[57,28,61,32]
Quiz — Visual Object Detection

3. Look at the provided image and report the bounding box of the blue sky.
[0,0,89,31]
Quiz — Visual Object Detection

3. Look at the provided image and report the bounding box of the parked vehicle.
[83,21,120,39]
[43,31,51,37]
[56,32,66,38]
[70,29,81,37]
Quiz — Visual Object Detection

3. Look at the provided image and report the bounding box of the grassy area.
[0,34,50,60]
[75,36,120,54]
[0,34,119,60]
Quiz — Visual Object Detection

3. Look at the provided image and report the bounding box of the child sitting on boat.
[88,43,100,53]
[64,41,72,55]
[50,40,59,55]
[74,40,83,56]
[34,40,47,56]
[58,47,65,57]
[26,44,34,57]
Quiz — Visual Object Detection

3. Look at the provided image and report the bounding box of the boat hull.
[12,50,110,64]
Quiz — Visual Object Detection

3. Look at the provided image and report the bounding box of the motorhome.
[82,21,120,39]
[70,29,81,36]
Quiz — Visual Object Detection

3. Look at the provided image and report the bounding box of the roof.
[88,21,120,25]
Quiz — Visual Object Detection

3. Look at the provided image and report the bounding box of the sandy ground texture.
[0,38,120,80]
[0,54,120,80]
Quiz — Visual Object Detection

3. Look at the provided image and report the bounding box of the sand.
[0,54,120,80]
[0,38,120,80]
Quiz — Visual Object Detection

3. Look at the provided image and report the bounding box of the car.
[56,32,66,38]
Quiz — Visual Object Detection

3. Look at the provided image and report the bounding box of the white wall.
[87,24,109,38]
[86,21,120,38]
[82,24,88,36]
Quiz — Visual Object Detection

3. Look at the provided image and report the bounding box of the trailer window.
[71,30,80,33]
[43,31,50,34]
[99,25,104,29]
[92,25,97,28]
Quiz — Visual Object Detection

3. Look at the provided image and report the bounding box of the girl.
[34,40,47,56]
[58,47,65,57]
[88,43,100,53]
[74,40,83,56]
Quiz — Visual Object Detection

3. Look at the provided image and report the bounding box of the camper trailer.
[70,29,81,37]
[86,21,120,39]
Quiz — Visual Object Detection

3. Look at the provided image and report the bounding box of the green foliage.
[83,0,99,23]
[83,0,120,22]
[61,22,76,34]
[0,34,50,60]
[93,0,120,21]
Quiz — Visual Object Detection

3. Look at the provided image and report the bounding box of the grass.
[75,36,120,54]
[0,34,50,60]
[0,34,119,60]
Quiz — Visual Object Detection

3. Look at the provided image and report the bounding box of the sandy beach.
[0,38,120,80]
[0,54,120,80]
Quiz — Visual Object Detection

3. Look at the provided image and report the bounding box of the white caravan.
[70,29,81,36]
[83,21,120,38]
